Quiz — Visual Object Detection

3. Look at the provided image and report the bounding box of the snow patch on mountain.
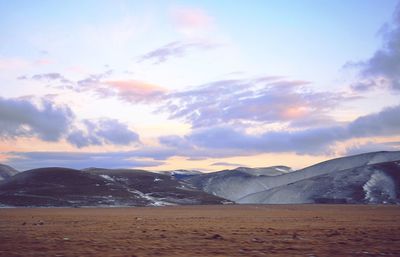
[99,175,115,182]
[363,171,396,203]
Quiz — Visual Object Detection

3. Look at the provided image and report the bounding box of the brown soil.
[0,205,399,257]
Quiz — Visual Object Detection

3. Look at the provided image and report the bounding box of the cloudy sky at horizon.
[1,0,400,171]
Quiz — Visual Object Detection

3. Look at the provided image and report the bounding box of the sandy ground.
[0,205,399,257]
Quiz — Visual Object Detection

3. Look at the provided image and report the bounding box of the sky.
[0,0,400,171]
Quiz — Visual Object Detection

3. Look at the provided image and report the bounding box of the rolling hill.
[0,151,399,206]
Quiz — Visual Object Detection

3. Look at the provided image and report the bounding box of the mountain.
[232,166,293,176]
[0,167,228,207]
[84,168,228,205]
[238,160,400,204]
[0,164,18,181]
[185,151,400,203]
[185,165,295,201]
[160,169,203,180]
[0,151,399,207]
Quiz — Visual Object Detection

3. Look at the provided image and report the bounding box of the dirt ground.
[0,205,399,257]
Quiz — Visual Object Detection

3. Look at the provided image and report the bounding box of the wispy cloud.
[23,70,167,104]
[76,70,113,89]
[137,40,219,64]
[31,72,73,84]
[31,72,65,81]
[18,72,75,89]
[161,77,351,128]
[103,80,167,103]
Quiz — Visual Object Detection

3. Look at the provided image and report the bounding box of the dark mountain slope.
[0,167,229,207]
[84,168,229,205]
[0,167,150,207]
[0,164,18,181]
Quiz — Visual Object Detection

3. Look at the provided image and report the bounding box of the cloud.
[5,151,163,171]
[0,57,31,71]
[158,104,400,156]
[129,146,180,161]
[0,96,142,149]
[347,104,400,137]
[18,72,74,88]
[161,77,350,128]
[185,126,346,155]
[350,3,400,91]
[34,58,52,65]
[31,73,65,81]
[50,70,166,103]
[0,96,74,141]
[4,103,398,167]
[16,75,28,80]
[171,7,213,33]
[211,162,244,167]
[102,80,167,103]
[158,135,193,149]
[191,104,400,155]
[67,119,140,148]
[344,141,400,156]
[138,40,219,64]
[76,70,113,89]
[25,70,166,104]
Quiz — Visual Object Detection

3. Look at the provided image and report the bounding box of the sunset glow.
[1,0,399,171]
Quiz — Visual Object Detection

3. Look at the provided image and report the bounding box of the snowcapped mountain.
[237,160,400,204]
[0,164,18,181]
[185,151,400,203]
[185,165,296,201]
[0,151,399,206]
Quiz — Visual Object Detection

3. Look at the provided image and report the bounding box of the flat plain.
[0,205,399,257]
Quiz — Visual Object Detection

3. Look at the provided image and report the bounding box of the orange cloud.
[282,106,310,119]
[105,80,167,103]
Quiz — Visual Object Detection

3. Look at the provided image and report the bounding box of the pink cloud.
[172,7,213,32]
[66,65,90,74]
[34,58,52,65]
[104,80,167,103]
[0,57,30,71]
[281,106,311,119]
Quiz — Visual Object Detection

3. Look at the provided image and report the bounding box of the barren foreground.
[0,205,399,257]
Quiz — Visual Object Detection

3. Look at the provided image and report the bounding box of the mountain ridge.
[0,151,399,206]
